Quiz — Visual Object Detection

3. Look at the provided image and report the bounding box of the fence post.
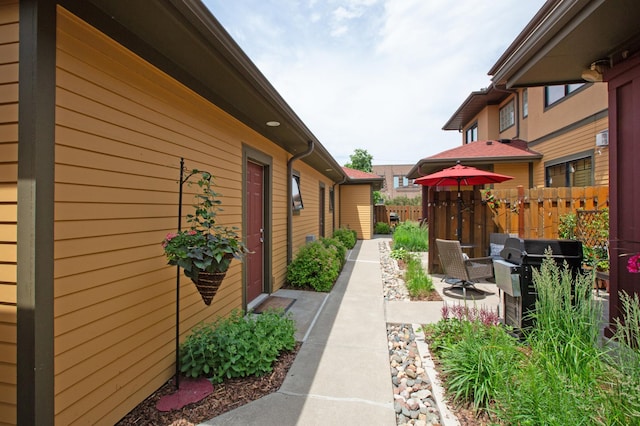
[518,185,525,237]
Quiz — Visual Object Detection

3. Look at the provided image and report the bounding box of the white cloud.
[203,0,546,166]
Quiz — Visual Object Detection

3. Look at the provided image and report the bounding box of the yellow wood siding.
[493,163,530,190]
[531,116,609,187]
[290,162,335,258]
[53,8,300,424]
[0,2,18,424]
[339,185,372,239]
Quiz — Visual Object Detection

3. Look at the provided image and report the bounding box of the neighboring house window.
[545,155,593,187]
[292,173,304,210]
[465,123,478,143]
[544,83,585,107]
[499,100,515,132]
[394,175,414,188]
[522,89,528,118]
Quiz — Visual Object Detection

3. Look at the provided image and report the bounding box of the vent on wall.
[596,130,609,147]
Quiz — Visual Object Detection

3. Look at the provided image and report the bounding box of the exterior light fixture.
[581,59,610,82]
[266,121,280,127]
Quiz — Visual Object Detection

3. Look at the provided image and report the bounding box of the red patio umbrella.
[415,161,513,241]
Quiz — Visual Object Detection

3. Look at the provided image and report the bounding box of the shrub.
[374,222,391,234]
[320,237,347,267]
[180,310,296,383]
[286,241,341,291]
[332,227,357,249]
[392,221,428,252]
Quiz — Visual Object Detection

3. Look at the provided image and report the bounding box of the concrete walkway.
[201,237,499,426]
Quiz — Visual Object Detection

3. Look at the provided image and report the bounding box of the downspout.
[287,140,315,264]
[332,175,347,232]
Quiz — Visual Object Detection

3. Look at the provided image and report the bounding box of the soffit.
[66,0,346,182]
[442,86,510,131]
[490,0,640,87]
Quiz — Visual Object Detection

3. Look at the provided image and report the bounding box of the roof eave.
[69,0,347,182]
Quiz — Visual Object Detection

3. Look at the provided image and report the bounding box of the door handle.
[259,228,264,243]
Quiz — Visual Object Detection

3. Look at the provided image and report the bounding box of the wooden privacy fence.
[427,186,609,274]
[374,205,423,225]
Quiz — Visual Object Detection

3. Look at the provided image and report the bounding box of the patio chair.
[436,238,494,298]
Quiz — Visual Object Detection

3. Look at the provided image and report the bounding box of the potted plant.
[162,170,248,305]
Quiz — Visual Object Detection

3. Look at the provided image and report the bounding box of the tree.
[344,148,373,172]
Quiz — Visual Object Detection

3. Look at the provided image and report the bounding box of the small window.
[499,100,515,132]
[393,175,400,188]
[545,83,585,107]
[545,155,593,187]
[292,174,304,210]
[329,188,334,211]
[522,89,528,118]
[465,123,478,143]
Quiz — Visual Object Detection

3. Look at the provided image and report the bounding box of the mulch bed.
[116,343,301,426]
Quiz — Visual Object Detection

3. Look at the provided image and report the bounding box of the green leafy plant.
[440,321,522,411]
[180,310,296,383]
[558,212,577,239]
[389,247,413,262]
[320,237,347,267]
[332,227,357,249]
[374,222,391,234]
[392,221,428,252]
[403,255,434,297]
[162,170,248,280]
[286,241,341,291]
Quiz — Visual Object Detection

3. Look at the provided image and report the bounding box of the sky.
[203,0,546,166]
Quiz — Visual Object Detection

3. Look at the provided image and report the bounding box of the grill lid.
[501,237,582,265]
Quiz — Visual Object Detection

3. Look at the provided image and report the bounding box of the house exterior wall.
[457,84,609,190]
[48,8,336,424]
[372,164,421,201]
[290,161,337,256]
[529,115,609,187]
[526,84,608,141]
[0,2,18,424]
[493,163,530,189]
[340,185,373,239]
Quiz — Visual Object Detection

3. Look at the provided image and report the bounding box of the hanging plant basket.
[188,253,234,305]
[190,270,227,305]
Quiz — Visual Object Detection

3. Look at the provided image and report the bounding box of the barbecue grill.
[493,237,582,330]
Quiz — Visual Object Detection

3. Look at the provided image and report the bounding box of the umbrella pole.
[457,179,462,242]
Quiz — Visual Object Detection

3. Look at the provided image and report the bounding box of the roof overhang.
[407,155,540,180]
[442,84,510,131]
[489,0,640,88]
[63,0,346,182]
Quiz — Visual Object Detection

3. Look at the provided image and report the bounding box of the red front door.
[246,161,264,303]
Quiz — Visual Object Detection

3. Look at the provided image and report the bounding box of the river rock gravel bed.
[380,240,445,426]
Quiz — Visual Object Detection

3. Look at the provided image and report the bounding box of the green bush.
[332,227,357,249]
[286,241,341,291]
[374,222,391,234]
[392,221,428,252]
[320,237,347,267]
[180,310,296,383]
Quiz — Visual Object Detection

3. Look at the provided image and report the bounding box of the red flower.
[628,253,640,274]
